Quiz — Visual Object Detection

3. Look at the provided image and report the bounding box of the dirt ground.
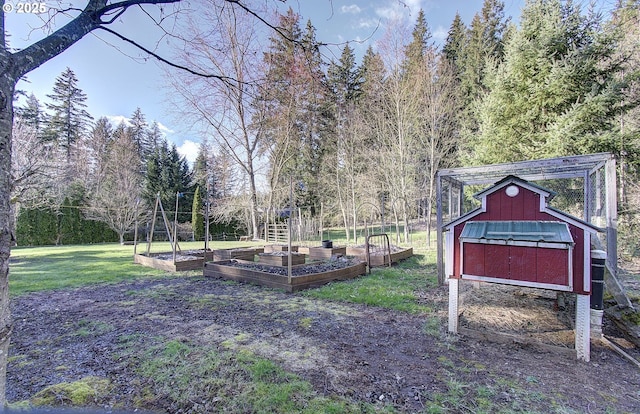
[7,272,640,413]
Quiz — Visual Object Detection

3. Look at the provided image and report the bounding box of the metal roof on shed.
[460,221,574,244]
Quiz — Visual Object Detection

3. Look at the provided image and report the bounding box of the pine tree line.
[12,68,232,245]
[172,0,636,246]
[11,0,640,252]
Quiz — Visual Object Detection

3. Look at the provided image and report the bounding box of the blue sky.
[6,0,614,164]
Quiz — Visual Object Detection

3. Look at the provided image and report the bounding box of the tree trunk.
[426,197,433,248]
[402,199,409,244]
[426,171,435,248]
[340,205,349,242]
[393,206,400,245]
[336,166,349,242]
[351,202,357,245]
[0,73,16,407]
[247,165,259,240]
[350,173,357,244]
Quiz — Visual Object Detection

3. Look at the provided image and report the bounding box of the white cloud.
[177,139,199,165]
[105,115,131,127]
[156,122,175,135]
[376,0,423,21]
[433,25,448,42]
[357,18,380,29]
[105,115,176,136]
[341,4,361,14]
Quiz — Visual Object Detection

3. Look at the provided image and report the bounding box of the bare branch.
[97,25,238,82]
[9,0,182,79]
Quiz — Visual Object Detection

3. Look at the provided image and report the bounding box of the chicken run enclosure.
[436,153,619,288]
[436,153,636,361]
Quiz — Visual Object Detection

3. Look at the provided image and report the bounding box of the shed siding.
[464,243,485,275]
[450,183,589,294]
[461,243,569,286]
[537,248,568,285]
[509,246,533,282]
[485,244,508,277]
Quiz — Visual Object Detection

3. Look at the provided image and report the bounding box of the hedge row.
[15,198,118,246]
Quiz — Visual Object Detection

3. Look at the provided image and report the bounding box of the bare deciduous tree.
[166,0,266,240]
[86,127,146,244]
[375,19,421,244]
[10,118,55,207]
[415,54,460,248]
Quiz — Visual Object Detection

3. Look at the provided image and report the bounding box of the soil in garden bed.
[147,249,209,262]
[351,244,408,255]
[221,256,361,276]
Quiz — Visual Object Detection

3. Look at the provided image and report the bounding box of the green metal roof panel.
[460,221,574,244]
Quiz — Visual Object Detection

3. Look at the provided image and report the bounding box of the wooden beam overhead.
[438,153,613,185]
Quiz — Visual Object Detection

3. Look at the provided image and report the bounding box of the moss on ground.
[31,376,112,407]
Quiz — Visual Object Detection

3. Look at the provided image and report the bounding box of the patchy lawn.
[8,270,640,413]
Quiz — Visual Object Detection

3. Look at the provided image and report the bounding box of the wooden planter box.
[306,246,347,260]
[264,244,298,253]
[346,247,414,266]
[134,251,213,272]
[212,247,263,262]
[203,260,367,292]
[258,253,305,266]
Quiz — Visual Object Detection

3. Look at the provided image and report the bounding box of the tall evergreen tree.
[144,139,193,222]
[357,46,386,163]
[459,0,509,113]
[297,19,331,210]
[127,107,149,161]
[469,0,633,164]
[327,43,361,106]
[606,0,640,209]
[191,185,205,240]
[44,67,94,159]
[257,9,329,212]
[359,46,386,112]
[15,93,44,139]
[354,45,387,225]
[146,121,163,154]
[326,43,365,241]
[480,0,509,58]
[403,9,432,74]
[192,142,209,192]
[88,117,114,181]
[442,13,468,81]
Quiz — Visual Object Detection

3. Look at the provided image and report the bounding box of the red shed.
[444,175,601,361]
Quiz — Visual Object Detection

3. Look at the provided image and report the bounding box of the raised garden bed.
[264,244,298,253]
[212,247,264,261]
[258,252,306,266]
[203,258,366,292]
[345,246,414,266]
[134,250,214,272]
[298,246,347,260]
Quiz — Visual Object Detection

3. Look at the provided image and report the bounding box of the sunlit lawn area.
[9,237,439,316]
[303,251,438,314]
[9,240,265,296]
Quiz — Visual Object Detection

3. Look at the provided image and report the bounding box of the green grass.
[134,338,373,413]
[30,376,113,407]
[303,251,438,314]
[9,241,264,296]
[316,225,437,249]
